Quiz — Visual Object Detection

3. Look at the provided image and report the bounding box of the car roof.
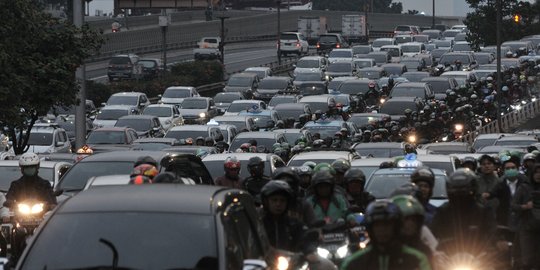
[441,71,471,76]
[384,96,419,102]
[354,142,403,149]
[146,104,175,108]
[169,125,213,131]
[374,38,395,41]
[350,113,390,117]
[475,133,515,139]
[57,185,238,214]
[416,154,456,163]
[230,72,258,78]
[401,42,423,46]
[216,92,243,96]
[274,103,306,109]
[111,92,145,97]
[75,150,167,163]
[213,115,251,121]
[117,115,156,120]
[421,77,452,82]
[496,135,536,141]
[165,86,195,90]
[231,100,263,104]
[183,97,210,101]
[0,160,65,169]
[289,151,353,160]
[351,158,393,166]
[299,56,325,60]
[300,96,331,102]
[331,48,353,52]
[233,131,278,139]
[133,138,178,144]
[202,152,273,162]
[100,105,133,110]
[261,77,290,82]
[91,127,131,132]
[245,67,271,71]
[372,167,446,175]
[393,82,427,88]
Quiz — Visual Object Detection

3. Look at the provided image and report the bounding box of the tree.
[0,0,103,155]
[464,0,540,50]
[312,0,402,13]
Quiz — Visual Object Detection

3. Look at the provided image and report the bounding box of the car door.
[58,130,70,153]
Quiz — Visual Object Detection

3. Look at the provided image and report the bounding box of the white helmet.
[19,153,40,167]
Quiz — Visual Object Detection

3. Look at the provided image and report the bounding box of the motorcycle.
[316,220,349,265]
[6,200,47,260]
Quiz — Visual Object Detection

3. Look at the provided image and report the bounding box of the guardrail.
[458,99,540,144]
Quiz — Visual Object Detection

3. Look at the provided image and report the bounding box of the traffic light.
[514,14,521,23]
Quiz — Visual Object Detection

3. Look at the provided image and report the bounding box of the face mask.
[504,169,519,179]
[22,166,38,177]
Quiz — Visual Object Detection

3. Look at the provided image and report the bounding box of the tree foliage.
[464,0,540,50]
[0,0,103,154]
[312,0,402,13]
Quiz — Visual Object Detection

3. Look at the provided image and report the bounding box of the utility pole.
[432,0,435,28]
[74,0,86,149]
[496,0,503,132]
[159,10,169,71]
[217,15,229,64]
[277,0,282,64]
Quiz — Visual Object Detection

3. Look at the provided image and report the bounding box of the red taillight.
[336,43,341,48]
[296,41,301,47]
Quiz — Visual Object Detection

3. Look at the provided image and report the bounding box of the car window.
[222,205,264,260]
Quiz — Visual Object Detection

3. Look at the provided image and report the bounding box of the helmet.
[302,161,317,169]
[446,168,478,197]
[297,165,313,176]
[261,180,293,205]
[153,172,177,183]
[224,156,241,170]
[502,86,509,92]
[343,168,366,186]
[390,182,422,199]
[311,170,334,187]
[19,153,40,167]
[523,153,536,162]
[410,167,435,188]
[313,163,336,175]
[461,156,478,170]
[129,175,152,185]
[247,156,264,167]
[391,195,425,218]
[131,164,159,180]
[205,137,214,145]
[240,143,251,151]
[273,167,300,192]
[365,200,402,225]
[331,159,351,174]
[134,156,158,167]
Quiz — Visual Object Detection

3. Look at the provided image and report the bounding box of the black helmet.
[247,156,264,167]
[461,156,478,170]
[365,200,402,228]
[153,172,177,183]
[260,180,293,207]
[205,137,214,144]
[446,168,478,197]
[390,182,422,199]
[344,168,366,186]
[134,156,158,167]
[311,170,334,187]
[273,167,301,194]
[331,159,351,174]
[410,167,435,189]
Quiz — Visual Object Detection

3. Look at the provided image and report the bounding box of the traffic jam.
[2,19,540,270]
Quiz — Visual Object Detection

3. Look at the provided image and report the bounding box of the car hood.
[326,71,352,77]
[434,93,447,100]
[329,57,352,63]
[86,144,132,154]
[160,97,185,105]
[92,119,117,128]
[26,145,52,154]
[179,109,206,116]
[294,67,320,74]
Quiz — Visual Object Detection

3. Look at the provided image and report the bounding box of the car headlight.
[199,112,206,118]
[336,244,349,259]
[317,247,331,259]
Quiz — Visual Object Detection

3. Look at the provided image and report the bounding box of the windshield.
[259,79,288,89]
[227,103,256,113]
[403,73,429,82]
[421,161,455,174]
[443,31,459,38]
[439,54,471,65]
[114,119,151,131]
[380,48,400,57]
[250,115,273,128]
[319,36,337,43]
[328,80,346,91]
[269,97,295,106]
[107,96,138,106]
[303,124,340,139]
[425,80,451,93]
[400,59,421,70]
[215,93,239,103]
[355,148,404,158]
[401,45,421,53]
[139,60,157,68]
[0,167,53,191]
[300,101,328,113]
[441,74,467,86]
[228,76,253,87]
[218,120,247,131]
[144,107,172,117]
[21,213,217,270]
[424,145,470,154]
[109,57,131,64]
[329,51,352,58]
[295,73,322,81]
[205,159,272,180]
[368,54,388,64]
[380,101,416,115]
[165,130,208,140]
[58,161,134,190]
[281,33,298,40]
[453,43,472,51]
[27,133,52,146]
[288,158,340,167]
[432,49,449,58]
[373,40,393,47]
[434,41,452,48]
[163,88,191,98]
[296,59,320,68]
[384,66,405,76]
[357,70,382,79]
[395,36,413,44]
[180,100,207,109]
[475,55,492,65]
[473,138,497,150]
[348,115,383,127]
[354,60,374,68]
[366,173,447,199]
[87,131,126,144]
[96,109,128,120]
[132,143,172,151]
[353,46,371,55]
[277,109,304,120]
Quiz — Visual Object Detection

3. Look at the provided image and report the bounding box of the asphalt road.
[87,40,287,84]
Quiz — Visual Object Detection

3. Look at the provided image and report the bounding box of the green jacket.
[307,193,350,223]
[341,244,432,270]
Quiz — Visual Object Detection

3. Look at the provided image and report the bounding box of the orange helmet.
[131,164,159,180]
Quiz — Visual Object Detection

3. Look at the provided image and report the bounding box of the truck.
[298,16,327,45]
[341,14,368,44]
[193,37,221,60]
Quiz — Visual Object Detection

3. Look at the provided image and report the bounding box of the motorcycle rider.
[273,167,317,226]
[343,168,374,214]
[306,171,351,224]
[331,159,351,190]
[214,156,243,188]
[477,154,502,210]
[341,200,432,270]
[410,167,438,225]
[242,156,271,198]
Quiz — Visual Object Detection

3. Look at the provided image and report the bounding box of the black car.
[421,77,459,100]
[138,58,163,80]
[18,185,279,269]
[379,96,424,120]
[107,54,142,81]
[253,77,295,102]
[114,115,165,138]
[317,33,349,54]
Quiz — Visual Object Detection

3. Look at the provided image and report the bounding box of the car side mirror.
[101,102,106,107]
[471,61,477,65]
[158,94,162,98]
[173,114,180,118]
[242,259,267,270]
[55,141,64,147]
[54,189,64,196]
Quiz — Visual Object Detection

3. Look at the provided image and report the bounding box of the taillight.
[336,43,341,48]
[296,41,301,47]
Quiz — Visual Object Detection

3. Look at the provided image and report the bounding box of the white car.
[328,48,354,63]
[25,123,71,154]
[143,104,184,131]
[244,67,273,79]
[279,32,309,56]
[159,86,199,105]
[294,56,328,76]
[105,92,151,111]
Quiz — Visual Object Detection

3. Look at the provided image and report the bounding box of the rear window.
[395,26,411,31]
[319,35,338,43]
[281,34,298,40]
[109,57,131,65]
[380,101,417,115]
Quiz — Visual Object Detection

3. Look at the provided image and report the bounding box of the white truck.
[342,14,368,44]
[193,37,221,60]
[298,16,327,45]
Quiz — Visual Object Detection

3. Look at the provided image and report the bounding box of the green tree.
[464,0,540,50]
[0,0,103,155]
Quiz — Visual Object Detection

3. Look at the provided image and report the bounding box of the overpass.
[89,10,463,61]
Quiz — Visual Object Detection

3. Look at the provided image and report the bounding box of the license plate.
[323,233,346,242]
[285,43,291,46]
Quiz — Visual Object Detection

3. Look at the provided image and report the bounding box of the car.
[501,40,535,55]
[0,160,71,190]
[421,77,459,100]
[350,157,394,179]
[85,127,138,153]
[279,31,309,56]
[93,105,138,128]
[165,125,223,143]
[325,61,356,79]
[294,56,329,76]
[347,113,390,128]
[178,97,218,124]
[299,95,336,114]
[302,119,355,140]
[452,41,473,52]
[367,51,391,66]
[401,42,425,57]
[328,76,359,92]
[395,35,414,45]
[131,137,179,151]
[493,135,538,149]
[238,109,281,131]
[336,79,378,96]
[105,92,151,112]
[25,123,71,154]
[365,167,448,206]
[389,82,434,101]
[229,131,287,151]
[357,66,386,80]
[213,92,245,114]
[268,95,300,109]
[380,45,403,60]
[399,57,426,71]
[473,52,495,65]
[372,38,397,52]
[379,96,424,120]
[328,48,354,63]
[421,29,442,40]
[138,58,163,80]
[159,86,199,105]
[193,37,221,60]
[244,66,273,79]
[433,40,453,50]
[214,123,238,146]
[224,100,267,116]
[107,54,142,81]
[351,45,373,56]
[481,45,512,57]
[114,115,165,138]
[203,153,285,181]
[143,104,184,131]
[316,33,349,54]
[353,58,376,69]
[438,52,478,70]
[401,71,430,82]
[451,24,467,31]
[274,103,312,123]
[273,129,313,145]
[381,63,408,76]
[212,115,257,132]
[440,71,478,88]
[442,29,462,41]
[413,34,430,44]
[293,70,327,86]
[394,25,419,36]
[253,76,295,102]
[224,72,260,99]
[352,142,406,158]
[287,150,359,167]
[19,184,279,269]
[419,142,475,155]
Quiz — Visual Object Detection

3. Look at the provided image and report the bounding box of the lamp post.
[159,10,170,71]
[74,0,86,148]
[432,0,435,28]
[277,0,282,64]
[217,14,229,64]
[496,0,503,132]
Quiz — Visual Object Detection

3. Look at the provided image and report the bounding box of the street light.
[276,0,282,64]
[216,14,229,64]
[432,0,435,28]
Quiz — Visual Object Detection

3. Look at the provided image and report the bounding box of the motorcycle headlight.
[18,203,43,215]
[442,136,448,142]
[380,98,386,104]
[336,244,349,259]
[199,112,206,118]
[532,97,537,102]
[454,124,463,132]
[317,247,331,259]
[521,100,527,105]
[276,256,289,270]
[408,135,417,143]
[451,267,474,270]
